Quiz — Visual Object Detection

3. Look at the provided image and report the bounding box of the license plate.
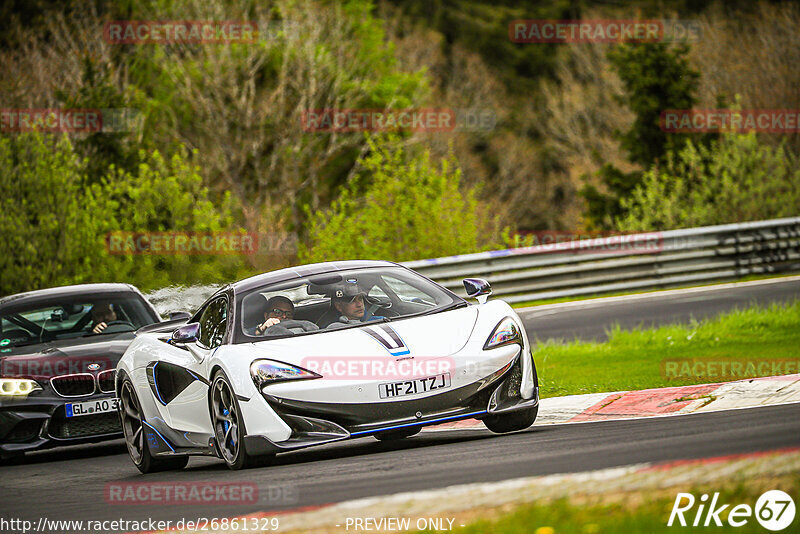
[65,398,119,417]
[378,373,451,399]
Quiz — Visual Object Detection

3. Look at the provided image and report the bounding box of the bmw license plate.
[65,398,119,417]
[378,373,451,399]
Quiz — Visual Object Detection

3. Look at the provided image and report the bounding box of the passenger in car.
[326,284,385,327]
[253,296,295,336]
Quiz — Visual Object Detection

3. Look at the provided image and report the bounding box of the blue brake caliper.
[223,408,233,445]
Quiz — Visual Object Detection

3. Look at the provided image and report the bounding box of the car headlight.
[484,317,523,350]
[250,359,321,391]
[0,378,43,397]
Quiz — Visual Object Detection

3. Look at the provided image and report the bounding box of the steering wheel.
[364,296,394,321]
[367,295,392,308]
[263,319,319,334]
[93,320,135,334]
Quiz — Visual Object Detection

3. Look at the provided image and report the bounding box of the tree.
[0,133,108,295]
[98,148,250,290]
[616,133,800,231]
[299,136,504,262]
[0,132,250,297]
[581,42,700,229]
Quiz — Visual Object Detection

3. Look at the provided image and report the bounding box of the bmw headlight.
[250,359,321,391]
[484,317,523,350]
[0,378,42,397]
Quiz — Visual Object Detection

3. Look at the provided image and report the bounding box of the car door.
[152,295,230,433]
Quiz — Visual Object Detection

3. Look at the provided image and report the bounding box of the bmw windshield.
[0,294,157,348]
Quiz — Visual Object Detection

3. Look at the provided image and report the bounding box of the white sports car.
[116,261,539,472]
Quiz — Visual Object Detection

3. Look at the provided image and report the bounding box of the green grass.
[533,301,800,398]
[448,476,800,534]
[510,273,800,309]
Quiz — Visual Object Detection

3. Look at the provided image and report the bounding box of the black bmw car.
[0,283,167,460]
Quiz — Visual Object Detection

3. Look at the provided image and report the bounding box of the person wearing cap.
[332,287,367,322]
[329,283,385,325]
[253,295,295,335]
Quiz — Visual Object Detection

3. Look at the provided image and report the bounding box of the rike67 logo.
[668,490,796,531]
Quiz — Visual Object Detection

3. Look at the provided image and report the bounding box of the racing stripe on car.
[363,324,410,356]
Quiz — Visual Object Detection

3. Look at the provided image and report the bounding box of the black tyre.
[210,370,270,470]
[483,405,538,434]
[119,379,189,473]
[374,427,421,441]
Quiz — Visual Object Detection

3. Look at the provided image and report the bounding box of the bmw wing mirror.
[168,311,192,321]
[171,322,200,344]
[463,278,492,304]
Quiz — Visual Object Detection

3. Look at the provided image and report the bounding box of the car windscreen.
[0,294,156,347]
[236,266,464,342]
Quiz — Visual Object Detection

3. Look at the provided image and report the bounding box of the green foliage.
[608,43,700,167]
[0,132,249,297]
[0,133,108,294]
[616,133,800,231]
[459,477,799,534]
[534,301,800,399]
[54,54,143,181]
[386,0,573,93]
[121,0,429,226]
[580,163,642,231]
[581,43,701,229]
[299,136,504,263]
[98,149,251,290]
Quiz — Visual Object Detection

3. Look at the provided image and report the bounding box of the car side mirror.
[463,278,492,304]
[171,322,200,344]
[168,311,192,321]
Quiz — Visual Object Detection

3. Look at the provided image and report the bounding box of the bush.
[616,133,800,231]
[0,132,250,297]
[299,136,504,263]
[581,42,701,230]
[0,133,108,295]
[99,149,251,290]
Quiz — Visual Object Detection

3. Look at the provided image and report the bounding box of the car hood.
[0,334,132,379]
[250,306,479,361]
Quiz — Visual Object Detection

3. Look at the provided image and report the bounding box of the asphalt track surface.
[518,276,800,342]
[2,278,800,531]
[2,404,798,531]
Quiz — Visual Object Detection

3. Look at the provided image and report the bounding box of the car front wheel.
[210,371,273,470]
[120,378,188,473]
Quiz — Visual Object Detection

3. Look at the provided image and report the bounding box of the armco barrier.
[401,217,800,303]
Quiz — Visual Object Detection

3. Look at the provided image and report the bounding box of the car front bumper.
[0,394,121,457]
[243,349,539,456]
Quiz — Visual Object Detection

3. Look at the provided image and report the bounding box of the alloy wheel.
[212,378,240,464]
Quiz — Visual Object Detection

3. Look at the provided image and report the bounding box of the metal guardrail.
[402,217,800,304]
